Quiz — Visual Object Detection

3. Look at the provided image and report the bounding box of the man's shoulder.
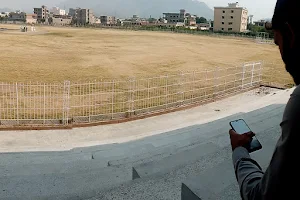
[292,85,300,96]
[283,86,300,122]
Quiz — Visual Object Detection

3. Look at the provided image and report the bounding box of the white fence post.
[132,78,135,115]
[205,70,208,98]
[88,81,91,123]
[214,67,219,100]
[165,75,168,109]
[180,71,184,105]
[242,64,246,89]
[43,83,46,124]
[15,83,19,125]
[234,66,238,89]
[259,62,263,83]
[192,71,195,103]
[224,68,227,93]
[127,78,135,117]
[63,81,71,126]
[147,78,150,110]
[251,63,255,86]
[111,80,114,119]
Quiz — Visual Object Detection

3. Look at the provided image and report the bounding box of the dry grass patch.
[0,24,292,86]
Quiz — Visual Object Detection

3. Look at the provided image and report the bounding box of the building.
[214,2,248,32]
[94,18,101,24]
[68,8,76,17]
[197,23,211,30]
[50,7,66,15]
[8,11,26,22]
[254,20,266,27]
[78,9,94,25]
[34,5,49,23]
[163,9,186,23]
[0,12,10,18]
[69,8,95,25]
[100,16,116,25]
[118,15,149,26]
[184,13,196,26]
[248,15,254,24]
[49,15,72,26]
[68,8,79,18]
[26,14,37,24]
[163,9,197,26]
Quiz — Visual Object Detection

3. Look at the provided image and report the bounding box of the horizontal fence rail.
[255,37,274,45]
[0,62,292,128]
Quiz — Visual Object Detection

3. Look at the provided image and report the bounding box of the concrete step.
[0,165,132,200]
[111,105,283,168]
[0,159,106,177]
[132,106,283,181]
[0,143,154,177]
[132,142,221,180]
[144,104,284,148]
[108,104,284,167]
[182,160,235,200]
[182,139,279,200]
[92,143,154,160]
[0,151,92,166]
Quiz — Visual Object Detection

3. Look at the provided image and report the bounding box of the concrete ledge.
[181,138,279,200]
[181,161,235,200]
[132,167,141,180]
[181,182,202,200]
[132,142,220,180]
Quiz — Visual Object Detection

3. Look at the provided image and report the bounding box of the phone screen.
[230,120,251,134]
[230,119,262,152]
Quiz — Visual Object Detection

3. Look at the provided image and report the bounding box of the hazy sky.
[204,0,277,20]
[0,0,277,20]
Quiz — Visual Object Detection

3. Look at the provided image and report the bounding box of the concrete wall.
[51,17,72,26]
[26,14,37,24]
[26,18,37,24]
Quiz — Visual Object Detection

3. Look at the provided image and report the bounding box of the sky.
[203,0,277,20]
[0,0,277,20]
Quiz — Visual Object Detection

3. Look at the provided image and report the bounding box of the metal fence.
[0,61,287,127]
[255,37,274,45]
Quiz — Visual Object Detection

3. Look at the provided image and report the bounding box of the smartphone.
[230,119,262,153]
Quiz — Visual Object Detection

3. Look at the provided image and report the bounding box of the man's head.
[267,0,300,84]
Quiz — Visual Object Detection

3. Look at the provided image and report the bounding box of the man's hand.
[229,129,255,151]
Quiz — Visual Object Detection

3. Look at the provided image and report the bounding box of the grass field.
[0,24,290,84]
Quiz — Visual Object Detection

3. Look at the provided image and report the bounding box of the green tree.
[247,23,254,31]
[247,23,274,38]
[196,17,207,24]
[148,18,157,23]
